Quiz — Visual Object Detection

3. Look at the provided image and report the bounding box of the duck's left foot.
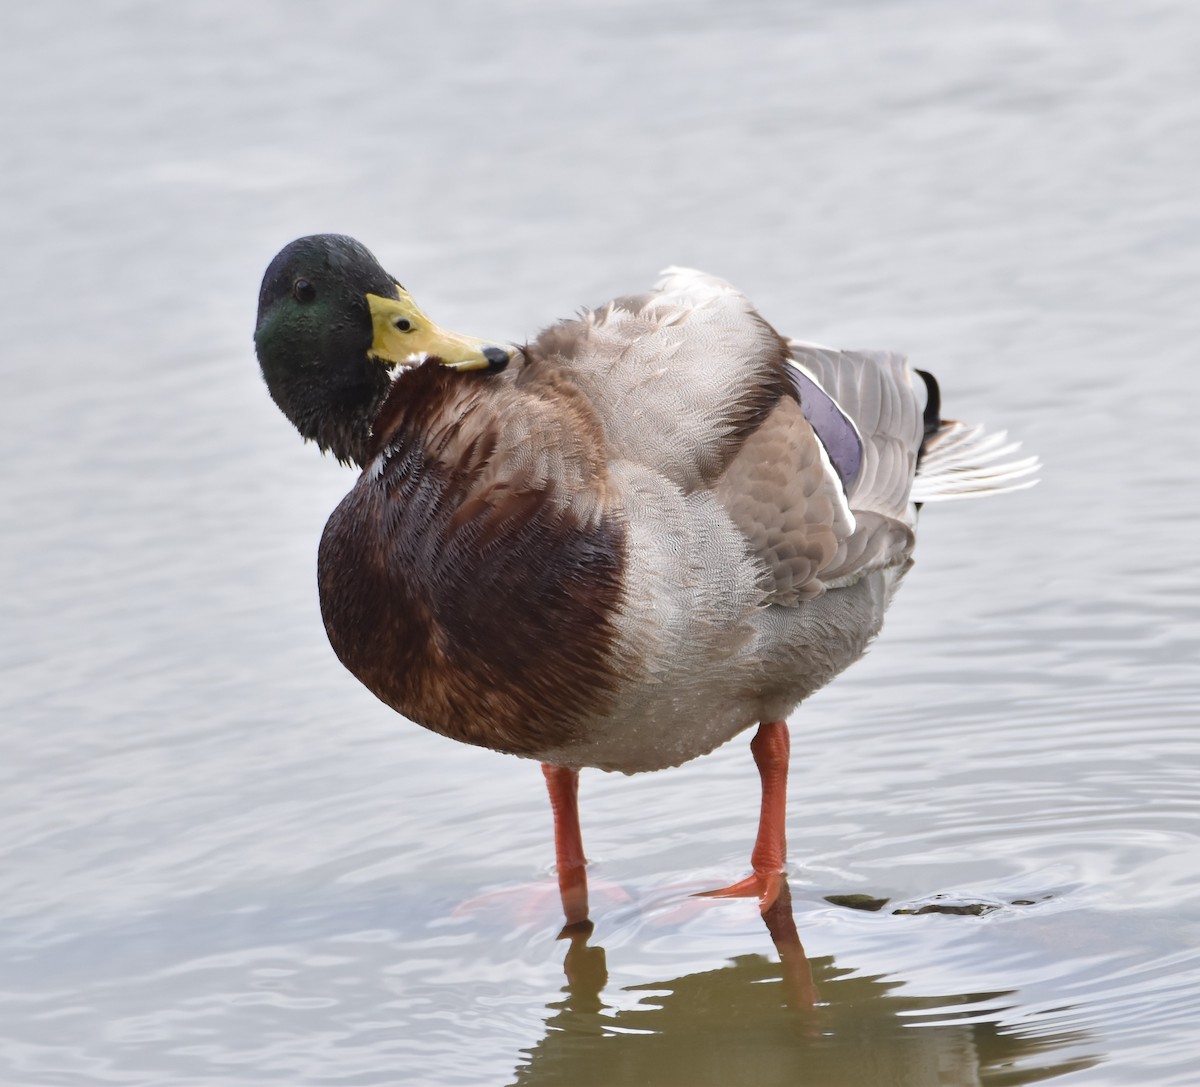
[693,721,791,914]
[694,869,784,913]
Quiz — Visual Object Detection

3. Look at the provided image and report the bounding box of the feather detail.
[912,422,1040,502]
[787,343,925,523]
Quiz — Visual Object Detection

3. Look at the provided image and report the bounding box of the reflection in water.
[514,880,1097,1087]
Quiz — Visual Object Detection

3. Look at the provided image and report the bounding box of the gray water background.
[2,2,1198,1084]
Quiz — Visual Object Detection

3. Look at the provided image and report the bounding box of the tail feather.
[911,420,1039,503]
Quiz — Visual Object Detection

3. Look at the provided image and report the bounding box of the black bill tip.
[482,345,511,372]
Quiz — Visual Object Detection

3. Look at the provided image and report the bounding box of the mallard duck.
[254,234,1037,927]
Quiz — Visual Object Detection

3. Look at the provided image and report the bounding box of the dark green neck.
[264,364,391,468]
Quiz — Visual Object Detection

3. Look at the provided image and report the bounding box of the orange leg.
[542,763,590,930]
[696,720,791,912]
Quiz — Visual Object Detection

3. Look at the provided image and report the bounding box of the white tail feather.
[911,421,1040,503]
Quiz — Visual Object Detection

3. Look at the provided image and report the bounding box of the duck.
[254,233,1037,928]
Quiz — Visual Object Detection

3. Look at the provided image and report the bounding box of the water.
[2,1,1198,1083]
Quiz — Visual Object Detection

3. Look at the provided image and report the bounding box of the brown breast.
[316,361,628,757]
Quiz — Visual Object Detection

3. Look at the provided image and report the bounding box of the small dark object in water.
[826,894,890,912]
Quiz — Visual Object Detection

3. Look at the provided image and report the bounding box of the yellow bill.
[367,288,512,372]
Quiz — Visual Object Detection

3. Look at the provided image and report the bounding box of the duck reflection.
[512,879,1096,1087]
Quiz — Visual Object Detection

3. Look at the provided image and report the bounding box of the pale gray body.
[530,268,1034,773]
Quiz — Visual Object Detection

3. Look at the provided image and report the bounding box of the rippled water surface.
[3,2,1198,1084]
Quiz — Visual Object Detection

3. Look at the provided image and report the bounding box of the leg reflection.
[761,875,819,1011]
[553,874,817,1016]
[560,924,608,1014]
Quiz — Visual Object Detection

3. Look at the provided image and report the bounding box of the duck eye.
[292,278,316,303]
[394,318,413,332]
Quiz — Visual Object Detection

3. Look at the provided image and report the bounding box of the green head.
[254,234,511,467]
